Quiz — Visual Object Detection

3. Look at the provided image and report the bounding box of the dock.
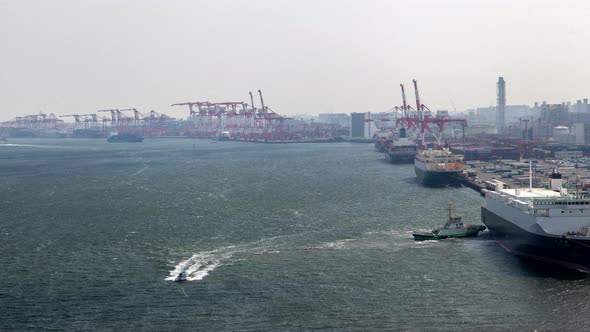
[458,158,590,195]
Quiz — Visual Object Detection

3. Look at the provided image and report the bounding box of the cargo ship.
[107,132,144,142]
[385,128,416,164]
[481,169,590,273]
[414,147,464,185]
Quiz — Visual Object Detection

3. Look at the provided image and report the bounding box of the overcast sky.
[1,0,590,121]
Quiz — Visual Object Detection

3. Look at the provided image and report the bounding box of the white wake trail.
[165,246,235,281]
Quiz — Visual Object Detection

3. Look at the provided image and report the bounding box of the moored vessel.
[481,169,590,273]
[414,147,464,185]
[107,132,144,142]
[375,137,388,153]
[385,128,416,164]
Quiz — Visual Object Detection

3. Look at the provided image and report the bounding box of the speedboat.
[174,271,187,282]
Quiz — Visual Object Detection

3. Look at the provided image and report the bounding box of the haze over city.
[7,2,590,331]
[1,0,590,121]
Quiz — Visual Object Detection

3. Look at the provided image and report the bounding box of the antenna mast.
[529,159,533,191]
[448,202,452,224]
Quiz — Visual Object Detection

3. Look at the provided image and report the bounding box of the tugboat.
[412,202,486,241]
[174,271,187,282]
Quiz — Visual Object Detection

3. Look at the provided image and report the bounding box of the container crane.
[97,109,133,127]
[171,91,292,140]
[249,91,256,116]
[411,79,466,148]
[171,102,213,117]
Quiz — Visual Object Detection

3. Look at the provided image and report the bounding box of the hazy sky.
[1,0,590,121]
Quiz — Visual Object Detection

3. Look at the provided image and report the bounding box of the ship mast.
[529,159,533,192]
[448,201,452,224]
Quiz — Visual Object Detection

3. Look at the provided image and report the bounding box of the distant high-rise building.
[572,98,589,113]
[496,77,506,133]
[350,112,378,138]
[350,113,366,138]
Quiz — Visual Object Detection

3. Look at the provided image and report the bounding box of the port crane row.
[391,80,466,147]
[363,80,467,147]
[171,90,293,141]
[1,90,294,140]
[2,86,466,141]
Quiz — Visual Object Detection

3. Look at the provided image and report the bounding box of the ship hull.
[107,134,144,142]
[414,164,461,186]
[385,151,415,164]
[413,227,485,241]
[481,206,590,273]
[374,140,387,153]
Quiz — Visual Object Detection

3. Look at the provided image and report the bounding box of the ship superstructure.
[482,169,590,272]
[384,84,418,163]
[414,148,464,185]
[385,128,417,164]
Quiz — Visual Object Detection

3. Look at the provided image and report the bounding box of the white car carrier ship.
[481,168,590,272]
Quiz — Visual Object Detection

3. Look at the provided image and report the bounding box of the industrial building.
[554,150,583,160]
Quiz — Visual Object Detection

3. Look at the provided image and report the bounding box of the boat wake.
[131,165,149,177]
[165,246,235,282]
[166,236,289,282]
[414,240,439,245]
[0,143,67,149]
[308,236,411,251]
[364,229,413,238]
[307,239,354,250]
[423,274,435,282]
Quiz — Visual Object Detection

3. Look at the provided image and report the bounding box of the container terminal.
[457,157,590,194]
[364,76,590,193]
[0,90,349,143]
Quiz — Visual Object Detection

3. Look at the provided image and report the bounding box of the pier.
[457,158,590,195]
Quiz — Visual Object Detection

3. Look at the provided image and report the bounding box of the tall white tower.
[496,77,506,133]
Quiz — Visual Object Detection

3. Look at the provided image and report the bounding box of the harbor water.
[1,139,589,331]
